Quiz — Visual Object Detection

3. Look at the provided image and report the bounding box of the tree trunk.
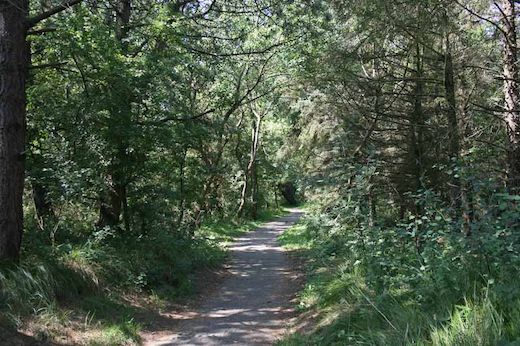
[32,181,55,225]
[501,0,520,193]
[121,183,130,232]
[251,158,258,219]
[444,34,462,210]
[177,147,187,226]
[98,177,124,227]
[237,175,249,217]
[460,76,476,236]
[237,109,262,217]
[410,40,426,199]
[368,187,376,227]
[0,2,29,262]
[98,0,133,229]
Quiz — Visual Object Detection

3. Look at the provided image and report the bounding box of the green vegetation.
[0,209,284,343]
[199,209,289,245]
[274,1,520,344]
[2,0,520,344]
[279,203,520,345]
[1,0,300,342]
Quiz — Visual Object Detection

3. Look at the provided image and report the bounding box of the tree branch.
[29,62,67,69]
[453,0,507,36]
[27,27,57,35]
[138,108,217,126]
[26,0,84,29]
[184,40,286,58]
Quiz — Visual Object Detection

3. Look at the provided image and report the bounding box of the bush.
[279,189,520,345]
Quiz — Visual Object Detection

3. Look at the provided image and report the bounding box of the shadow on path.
[146,208,304,346]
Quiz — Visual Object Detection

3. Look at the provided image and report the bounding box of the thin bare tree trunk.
[237,110,262,217]
[501,0,520,193]
[251,157,259,219]
[444,34,462,210]
[177,148,187,226]
[410,40,426,206]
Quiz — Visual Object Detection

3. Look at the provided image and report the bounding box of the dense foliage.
[1,0,299,342]
[1,0,520,344]
[277,0,520,345]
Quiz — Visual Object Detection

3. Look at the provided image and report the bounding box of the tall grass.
[0,261,99,322]
[277,211,520,346]
[1,206,287,343]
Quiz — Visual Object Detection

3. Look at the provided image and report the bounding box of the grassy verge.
[0,207,287,345]
[277,213,520,346]
[199,208,289,245]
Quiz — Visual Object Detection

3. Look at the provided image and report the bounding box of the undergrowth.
[0,206,286,344]
[278,198,520,346]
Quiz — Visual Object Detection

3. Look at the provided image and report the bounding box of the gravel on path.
[146,208,304,346]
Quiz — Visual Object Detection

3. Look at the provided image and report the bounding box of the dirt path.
[145,208,304,346]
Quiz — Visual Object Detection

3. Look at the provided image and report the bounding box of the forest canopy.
[1,0,520,344]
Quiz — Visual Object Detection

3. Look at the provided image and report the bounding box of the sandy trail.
[145,208,304,346]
